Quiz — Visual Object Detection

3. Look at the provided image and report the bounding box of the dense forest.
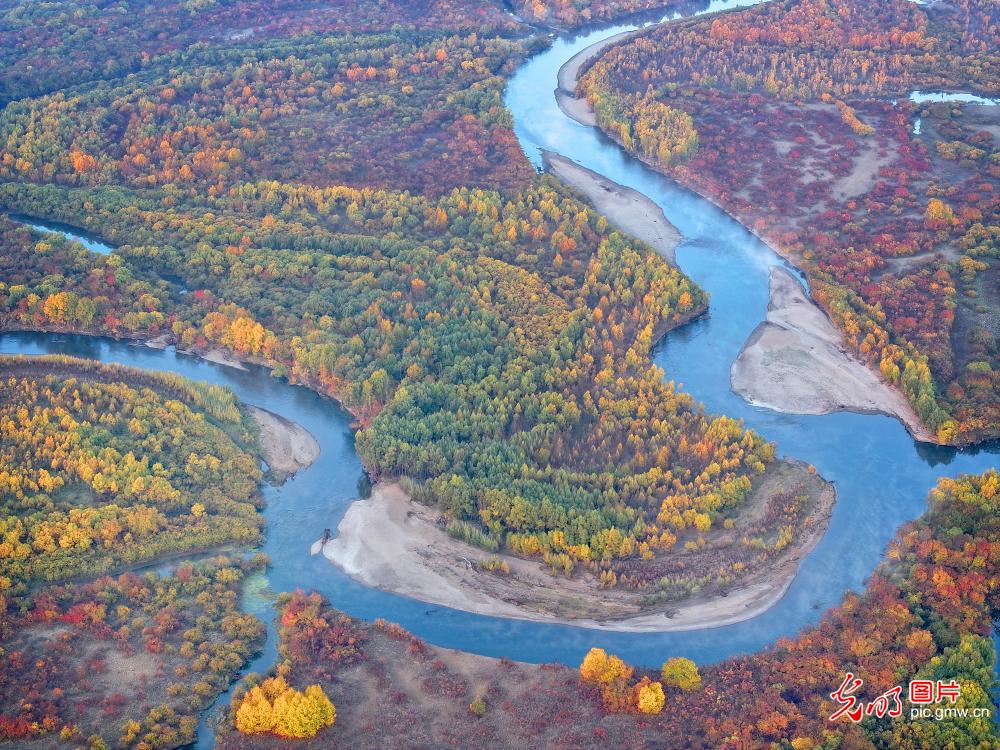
[0,0,519,103]
[579,0,999,444]
[0,355,263,605]
[0,29,532,194]
[0,0,800,592]
[512,0,696,27]
[216,471,998,749]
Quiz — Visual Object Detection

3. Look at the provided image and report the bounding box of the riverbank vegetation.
[513,0,697,28]
[0,355,263,606]
[585,469,1000,748]
[0,1,996,747]
[220,469,1000,748]
[579,0,999,444]
[0,0,802,594]
[0,554,266,748]
[234,676,335,739]
[0,358,267,749]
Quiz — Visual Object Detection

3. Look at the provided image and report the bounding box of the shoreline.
[556,29,635,95]
[549,21,941,446]
[553,28,636,126]
[194,347,248,371]
[246,404,321,476]
[324,469,834,633]
[732,268,935,440]
[152,335,249,372]
[2,325,370,429]
[544,151,682,264]
[0,329,324,472]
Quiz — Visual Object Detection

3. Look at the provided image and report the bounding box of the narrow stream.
[6,213,114,255]
[1,0,997,744]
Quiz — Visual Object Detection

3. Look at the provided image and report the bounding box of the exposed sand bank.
[557,29,634,95]
[731,268,934,441]
[144,333,171,350]
[544,151,682,263]
[198,347,247,370]
[554,30,635,126]
[325,469,833,632]
[247,404,320,476]
[555,89,597,126]
[146,333,249,371]
[552,27,937,443]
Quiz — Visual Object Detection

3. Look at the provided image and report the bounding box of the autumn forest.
[0,0,997,748]
[579,0,999,443]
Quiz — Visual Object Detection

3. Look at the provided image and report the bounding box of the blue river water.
[1,0,996,743]
[6,213,114,254]
[505,0,997,653]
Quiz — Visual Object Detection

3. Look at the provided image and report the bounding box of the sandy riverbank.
[198,347,247,370]
[555,90,597,126]
[324,467,833,632]
[554,30,636,126]
[145,334,249,371]
[557,29,634,95]
[246,404,320,476]
[144,333,171,349]
[544,152,682,263]
[552,25,938,444]
[732,268,935,441]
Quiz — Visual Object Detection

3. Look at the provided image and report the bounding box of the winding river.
[2,0,998,744]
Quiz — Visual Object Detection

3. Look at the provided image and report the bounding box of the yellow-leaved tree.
[274,684,336,738]
[579,647,636,712]
[661,657,701,691]
[634,677,666,714]
[235,683,276,734]
[235,676,336,739]
[579,647,633,685]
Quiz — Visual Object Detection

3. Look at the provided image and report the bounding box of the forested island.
[0,0,996,747]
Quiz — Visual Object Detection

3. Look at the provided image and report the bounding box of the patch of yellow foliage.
[661,657,702,692]
[475,257,572,348]
[235,676,335,739]
[635,678,666,714]
[579,647,634,685]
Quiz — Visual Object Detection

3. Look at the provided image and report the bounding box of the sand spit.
[247,404,320,476]
[553,27,935,443]
[544,151,682,263]
[325,472,833,633]
[731,267,934,441]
